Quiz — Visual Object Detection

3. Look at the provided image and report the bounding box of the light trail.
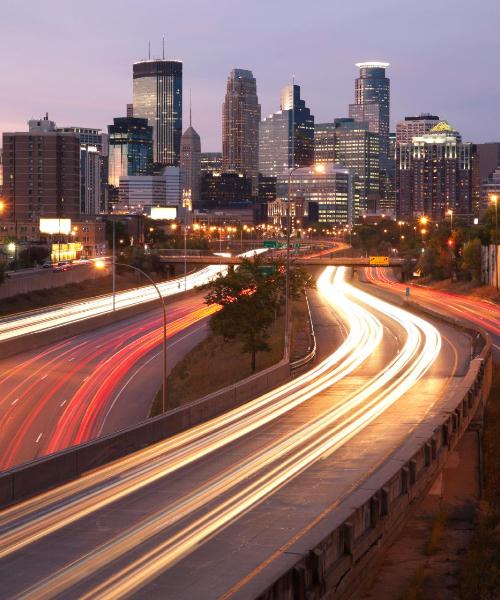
[2,267,442,600]
[0,249,266,343]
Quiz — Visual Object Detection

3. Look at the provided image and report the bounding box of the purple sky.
[1,0,499,151]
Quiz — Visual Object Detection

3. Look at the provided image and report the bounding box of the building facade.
[200,152,223,174]
[395,114,440,144]
[2,116,80,222]
[275,164,353,226]
[80,145,101,215]
[222,69,260,192]
[396,121,480,221]
[133,59,182,166]
[259,84,314,178]
[107,117,153,188]
[349,62,390,169]
[314,123,336,164]
[180,125,201,209]
[201,172,253,208]
[118,167,182,213]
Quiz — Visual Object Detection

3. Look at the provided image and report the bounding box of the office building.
[127,104,134,118]
[57,127,103,149]
[349,62,390,168]
[396,121,480,221]
[222,69,260,191]
[107,117,153,188]
[80,145,101,215]
[180,123,201,209]
[275,164,353,226]
[2,115,80,221]
[314,123,336,164]
[396,114,440,143]
[201,152,223,174]
[333,118,380,218]
[118,166,182,213]
[259,84,314,177]
[133,59,182,165]
[201,172,252,208]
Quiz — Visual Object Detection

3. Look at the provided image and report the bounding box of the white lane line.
[40,374,48,380]
[60,400,67,407]
[68,357,75,362]
[493,344,500,351]
[96,324,208,437]
[82,376,89,382]
[11,398,19,406]
[35,433,43,443]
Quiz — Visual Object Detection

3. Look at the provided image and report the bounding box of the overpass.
[158,254,405,267]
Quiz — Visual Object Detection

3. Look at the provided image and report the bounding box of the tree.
[460,238,482,284]
[18,246,50,268]
[204,257,314,371]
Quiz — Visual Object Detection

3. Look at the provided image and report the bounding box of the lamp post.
[447,208,453,232]
[96,259,168,413]
[184,222,188,292]
[285,166,301,354]
[491,194,498,291]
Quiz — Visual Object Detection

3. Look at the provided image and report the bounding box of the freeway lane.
[0,267,471,599]
[0,293,216,471]
[365,267,500,361]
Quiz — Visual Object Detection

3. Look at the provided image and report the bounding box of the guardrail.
[290,291,317,372]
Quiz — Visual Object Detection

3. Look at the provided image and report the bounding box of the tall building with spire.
[133,55,182,166]
[180,104,201,210]
[222,69,260,192]
[349,62,390,169]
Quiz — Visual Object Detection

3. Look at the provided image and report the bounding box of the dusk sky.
[1,0,499,151]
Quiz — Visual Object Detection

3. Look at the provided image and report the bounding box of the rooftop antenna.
[189,88,192,127]
[162,36,165,59]
[148,40,151,60]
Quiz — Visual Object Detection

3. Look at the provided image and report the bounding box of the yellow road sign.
[369,256,389,266]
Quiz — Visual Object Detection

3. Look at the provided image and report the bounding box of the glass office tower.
[349,62,390,169]
[133,59,182,166]
[107,117,153,188]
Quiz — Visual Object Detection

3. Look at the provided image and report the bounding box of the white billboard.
[39,218,72,235]
[150,206,177,220]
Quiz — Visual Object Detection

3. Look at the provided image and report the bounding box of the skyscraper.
[133,59,182,166]
[107,117,153,188]
[314,123,337,164]
[258,84,314,178]
[222,69,261,192]
[333,118,380,217]
[349,62,390,168]
[180,117,201,209]
[396,121,480,221]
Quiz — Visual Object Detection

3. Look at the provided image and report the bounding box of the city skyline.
[1,0,499,151]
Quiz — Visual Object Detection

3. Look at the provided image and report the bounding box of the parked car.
[52,262,73,272]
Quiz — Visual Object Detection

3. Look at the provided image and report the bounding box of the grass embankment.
[458,363,500,599]
[0,271,169,317]
[150,295,310,416]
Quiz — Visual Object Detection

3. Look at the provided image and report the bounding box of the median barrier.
[0,353,291,508]
[0,283,200,361]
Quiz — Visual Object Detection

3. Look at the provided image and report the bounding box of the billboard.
[39,218,72,235]
[150,206,177,221]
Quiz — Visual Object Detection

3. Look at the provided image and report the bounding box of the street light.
[95,259,168,413]
[491,194,498,291]
[447,208,454,231]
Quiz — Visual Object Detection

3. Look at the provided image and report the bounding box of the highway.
[364,267,500,361]
[0,293,217,470]
[0,266,471,599]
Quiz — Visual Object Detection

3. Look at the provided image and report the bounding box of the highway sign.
[259,265,276,276]
[263,240,278,249]
[369,256,389,266]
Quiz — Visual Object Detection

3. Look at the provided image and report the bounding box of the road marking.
[68,357,75,362]
[35,433,43,443]
[11,398,19,406]
[96,344,103,349]
[40,374,48,380]
[493,344,500,351]
[60,400,67,407]
[82,376,89,382]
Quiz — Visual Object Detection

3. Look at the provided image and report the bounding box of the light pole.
[183,222,188,292]
[112,220,116,311]
[96,259,168,413]
[491,194,498,291]
[285,166,300,354]
[447,208,454,232]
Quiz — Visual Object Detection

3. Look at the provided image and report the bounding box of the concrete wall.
[0,265,107,300]
[0,355,290,508]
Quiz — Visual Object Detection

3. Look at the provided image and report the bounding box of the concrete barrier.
[0,354,290,508]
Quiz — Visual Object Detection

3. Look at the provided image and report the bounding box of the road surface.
[0,293,216,471]
[0,266,471,599]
